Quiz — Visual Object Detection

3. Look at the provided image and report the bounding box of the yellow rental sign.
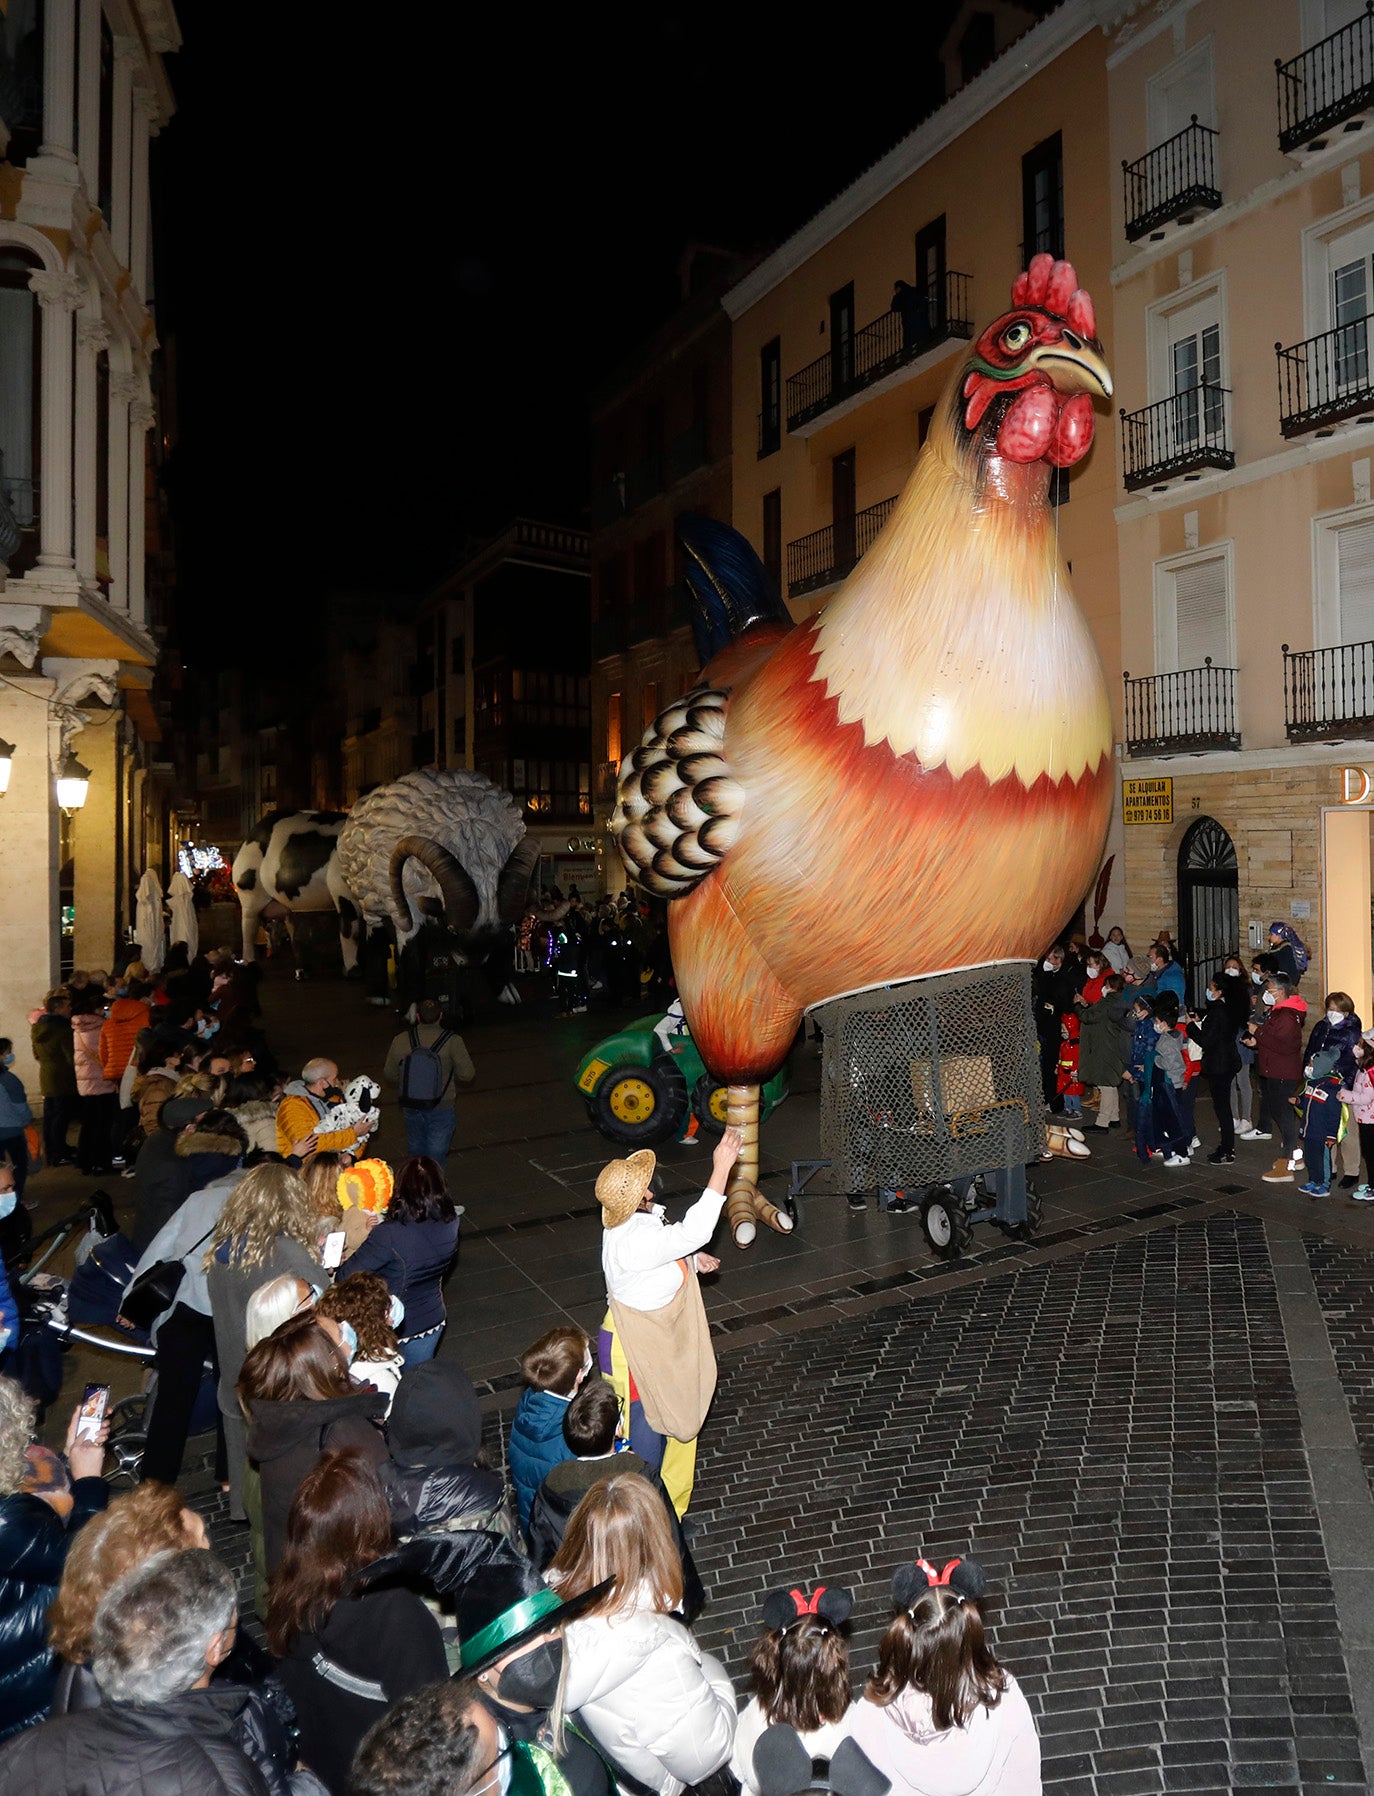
[1122,776,1173,825]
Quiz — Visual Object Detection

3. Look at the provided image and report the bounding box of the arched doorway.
[1177,816,1238,1003]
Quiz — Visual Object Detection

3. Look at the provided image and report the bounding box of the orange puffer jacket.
[98,998,151,1081]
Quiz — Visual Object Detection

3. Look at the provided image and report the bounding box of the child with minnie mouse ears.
[850,1556,1042,1796]
[731,1584,861,1795]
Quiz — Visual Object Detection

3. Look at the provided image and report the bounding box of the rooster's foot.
[726,1185,796,1248]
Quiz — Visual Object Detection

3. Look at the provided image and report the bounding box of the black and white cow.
[231,810,360,971]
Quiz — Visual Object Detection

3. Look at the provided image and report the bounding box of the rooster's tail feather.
[678,515,788,665]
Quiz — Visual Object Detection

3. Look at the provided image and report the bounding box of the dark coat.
[377,1456,511,1538]
[244,1388,388,1574]
[130,1130,198,1253]
[0,1684,272,1795]
[1187,1000,1242,1079]
[509,1387,575,1529]
[1254,997,1309,1082]
[1304,1011,1364,1085]
[29,1014,76,1098]
[526,1453,704,1619]
[1032,962,1077,1040]
[0,1478,108,1740]
[276,1584,448,1796]
[1078,992,1132,1087]
[340,1216,459,1337]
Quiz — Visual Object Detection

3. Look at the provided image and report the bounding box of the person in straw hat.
[595,1124,741,1519]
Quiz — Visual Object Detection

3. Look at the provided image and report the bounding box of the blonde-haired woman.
[205,1162,322,1520]
[550,1474,735,1795]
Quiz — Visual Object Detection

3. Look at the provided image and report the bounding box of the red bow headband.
[915,1559,963,1588]
[789,1585,827,1616]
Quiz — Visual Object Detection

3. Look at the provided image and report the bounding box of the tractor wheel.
[920,1188,972,1261]
[592,1059,690,1147]
[691,1074,731,1140]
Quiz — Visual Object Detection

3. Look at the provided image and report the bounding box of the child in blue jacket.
[508,1324,591,1533]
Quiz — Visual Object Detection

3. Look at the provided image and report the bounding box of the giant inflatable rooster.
[612,256,1115,1244]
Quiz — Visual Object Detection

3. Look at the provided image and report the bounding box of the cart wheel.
[1007,1187,1044,1243]
[921,1190,971,1261]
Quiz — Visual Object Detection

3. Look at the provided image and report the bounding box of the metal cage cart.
[807,961,1046,1258]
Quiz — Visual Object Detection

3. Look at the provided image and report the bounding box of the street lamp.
[0,738,13,796]
[55,750,91,814]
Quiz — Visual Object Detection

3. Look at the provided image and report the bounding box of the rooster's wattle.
[612,256,1115,1243]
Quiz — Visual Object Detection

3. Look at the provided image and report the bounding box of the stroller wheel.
[104,1394,148,1487]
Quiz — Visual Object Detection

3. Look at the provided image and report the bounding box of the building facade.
[418,520,594,893]
[1106,0,1374,1014]
[589,250,744,894]
[0,0,180,1079]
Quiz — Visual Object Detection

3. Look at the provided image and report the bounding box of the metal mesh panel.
[812,962,1045,1191]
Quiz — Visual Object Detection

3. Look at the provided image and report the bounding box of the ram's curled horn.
[496,838,541,925]
[388,835,481,937]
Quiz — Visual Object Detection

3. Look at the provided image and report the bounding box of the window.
[98,15,114,222]
[760,338,781,455]
[762,489,782,590]
[1315,510,1374,646]
[1021,132,1064,263]
[1146,277,1228,456]
[607,692,622,765]
[1303,0,1371,46]
[642,682,660,731]
[914,216,946,334]
[830,283,855,391]
[1154,547,1233,671]
[832,448,856,567]
[0,250,40,536]
[1146,42,1216,144]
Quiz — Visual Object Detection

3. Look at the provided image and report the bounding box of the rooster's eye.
[1001,321,1033,354]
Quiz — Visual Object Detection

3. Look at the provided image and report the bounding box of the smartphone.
[75,1383,110,1444]
[321,1230,346,1271]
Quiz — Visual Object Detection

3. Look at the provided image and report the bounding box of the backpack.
[399,1027,452,1110]
[1291,934,1311,975]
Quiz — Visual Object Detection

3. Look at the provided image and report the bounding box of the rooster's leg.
[724,1084,794,1248]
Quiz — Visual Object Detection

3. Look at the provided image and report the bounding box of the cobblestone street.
[29,965,1374,1793]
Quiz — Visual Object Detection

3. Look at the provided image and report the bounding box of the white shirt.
[602,1187,727,1312]
[1102,941,1131,974]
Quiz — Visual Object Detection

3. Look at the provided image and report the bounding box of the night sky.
[153,4,1014,659]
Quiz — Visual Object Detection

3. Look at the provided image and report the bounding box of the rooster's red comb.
[1011,253,1096,341]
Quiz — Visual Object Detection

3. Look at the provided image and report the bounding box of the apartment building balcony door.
[1177,816,1238,1004]
[832,448,856,571]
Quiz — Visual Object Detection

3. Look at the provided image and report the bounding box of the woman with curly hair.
[239,1313,389,1576]
[0,1376,108,1738]
[316,1272,403,1409]
[48,1482,208,1709]
[205,1162,323,1521]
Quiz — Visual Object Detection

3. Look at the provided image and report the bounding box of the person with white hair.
[245,1274,317,1352]
[0,1547,306,1794]
[274,1058,374,1160]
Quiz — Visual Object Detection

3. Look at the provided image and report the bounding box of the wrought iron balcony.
[1283,639,1374,740]
[1122,118,1221,241]
[1120,386,1234,490]
[1122,661,1240,756]
[1277,2,1374,153]
[1276,315,1374,435]
[787,496,896,600]
[784,272,973,432]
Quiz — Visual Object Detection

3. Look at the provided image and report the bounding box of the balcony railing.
[1121,386,1234,489]
[1277,2,1374,153]
[1122,661,1240,756]
[785,272,973,431]
[1276,314,1374,435]
[1283,639,1374,739]
[1122,118,1221,241]
[787,495,897,599]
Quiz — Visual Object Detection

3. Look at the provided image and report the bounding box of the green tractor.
[575,1014,790,1148]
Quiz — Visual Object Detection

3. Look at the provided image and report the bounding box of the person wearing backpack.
[382,997,475,1159]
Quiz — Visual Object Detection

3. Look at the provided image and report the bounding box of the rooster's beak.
[1027,339,1113,400]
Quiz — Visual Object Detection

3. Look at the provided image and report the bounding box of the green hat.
[456,1563,615,1676]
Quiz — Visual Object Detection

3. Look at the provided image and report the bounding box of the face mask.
[1042,959,1056,972]
[1087,963,1102,977]
[1207,991,1220,1005]
[388,1294,405,1330]
[1252,973,1264,986]
[196,1020,219,1039]
[1224,967,1241,977]
[0,1054,12,1068]
[1153,1020,1169,1034]
[337,1320,359,1363]
[1262,992,1277,1007]
[1328,1010,1347,1026]
[0,1192,14,1221]
[323,1085,344,1104]
[495,1638,564,1709]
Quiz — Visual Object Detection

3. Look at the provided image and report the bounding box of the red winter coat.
[1254,995,1308,1082]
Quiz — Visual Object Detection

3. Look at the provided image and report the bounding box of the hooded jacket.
[510,1386,576,1528]
[71,1014,115,1099]
[274,1080,361,1159]
[229,1099,277,1155]
[174,1123,245,1204]
[0,1479,109,1740]
[1077,990,1131,1087]
[561,1605,737,1796]
[0,1071,31,1138]
[133,1068,180,1137]
[131,1127,199,1252]
[849,1677,1041,1796]
[0,1683,274,1795]
[378,1359,514,1539]
[1254,994,1309,1081]
[99,997,152,1082]
[1304,1009,1364,1084]
[29,1012,76,1098]
[244,1387,389,1574]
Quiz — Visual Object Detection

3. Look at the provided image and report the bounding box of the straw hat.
[596,1148,656,1228]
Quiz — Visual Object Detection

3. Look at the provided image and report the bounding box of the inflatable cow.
[231,810,359,970]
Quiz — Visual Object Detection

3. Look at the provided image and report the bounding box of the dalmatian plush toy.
[317,1074,382,1139]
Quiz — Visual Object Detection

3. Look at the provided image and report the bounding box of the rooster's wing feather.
[611,685,744,898]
